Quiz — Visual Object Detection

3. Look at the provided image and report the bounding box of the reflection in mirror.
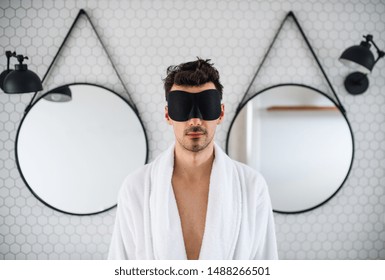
[16,84,148,215]
[227,84,354,213]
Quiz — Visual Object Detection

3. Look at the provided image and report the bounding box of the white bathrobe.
[108,143,278,260]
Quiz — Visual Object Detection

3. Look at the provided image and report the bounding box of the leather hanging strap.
[25,9,138,114]
[238,11,345,114]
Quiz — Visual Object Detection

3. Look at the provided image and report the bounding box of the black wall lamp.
[0,50,43,94]
[339,34,384,95]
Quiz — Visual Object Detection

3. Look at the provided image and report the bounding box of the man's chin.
[183,140,211,153]
[187,145,206,153]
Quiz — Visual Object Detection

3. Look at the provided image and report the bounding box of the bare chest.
[172,176,210,260]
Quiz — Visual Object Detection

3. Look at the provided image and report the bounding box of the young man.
[108,58,278,260]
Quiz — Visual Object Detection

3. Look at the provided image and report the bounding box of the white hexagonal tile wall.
[0,0,384,260]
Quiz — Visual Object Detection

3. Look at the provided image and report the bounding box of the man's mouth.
[187,132,204,137]
[185,126,206,137]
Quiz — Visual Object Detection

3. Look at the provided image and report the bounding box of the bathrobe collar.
[149,142,242,259]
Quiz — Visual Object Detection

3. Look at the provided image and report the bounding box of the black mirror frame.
[15,82,149,216]
[226,83,355,214]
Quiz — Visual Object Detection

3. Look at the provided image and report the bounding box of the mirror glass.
[227,84,354,213]
[16,84,148,215]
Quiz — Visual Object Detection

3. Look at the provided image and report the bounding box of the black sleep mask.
[167,89,221,121]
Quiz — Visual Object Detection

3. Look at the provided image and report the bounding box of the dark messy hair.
[163,57,224,100]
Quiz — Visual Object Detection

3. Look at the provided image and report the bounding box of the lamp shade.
[0,69,13,90]
[3,64,43,94]
[339,41,375,73]
[44,85,72,102]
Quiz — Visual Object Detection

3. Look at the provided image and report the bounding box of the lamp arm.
[372,51,385,68]
[369,39,384,55]
[366,35,385,66]
[5,51,16,71]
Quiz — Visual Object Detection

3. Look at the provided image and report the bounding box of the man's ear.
[165,106,173,125]
[218,104,225,124]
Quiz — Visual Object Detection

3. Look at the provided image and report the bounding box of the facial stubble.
[179,126,214,153]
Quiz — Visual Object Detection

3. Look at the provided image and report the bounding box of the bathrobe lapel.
[149,144,186,259]
[149,143,242,260]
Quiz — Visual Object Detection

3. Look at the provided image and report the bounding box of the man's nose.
[188,103,203,120]
[188,117,202,126]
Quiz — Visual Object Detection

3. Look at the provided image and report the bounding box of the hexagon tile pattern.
[1,0,384,260]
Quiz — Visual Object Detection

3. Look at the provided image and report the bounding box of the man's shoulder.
[231,159,263,181]
[119,146,173,199]
[122,161,153,187]
[215,143,267,190]
[119,161,154,198]
[229,158,269,195]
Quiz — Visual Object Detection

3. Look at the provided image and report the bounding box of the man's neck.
[173,142,215,181]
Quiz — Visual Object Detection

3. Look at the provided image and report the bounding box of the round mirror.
[227,84,354,214]
[15,83,148,215]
